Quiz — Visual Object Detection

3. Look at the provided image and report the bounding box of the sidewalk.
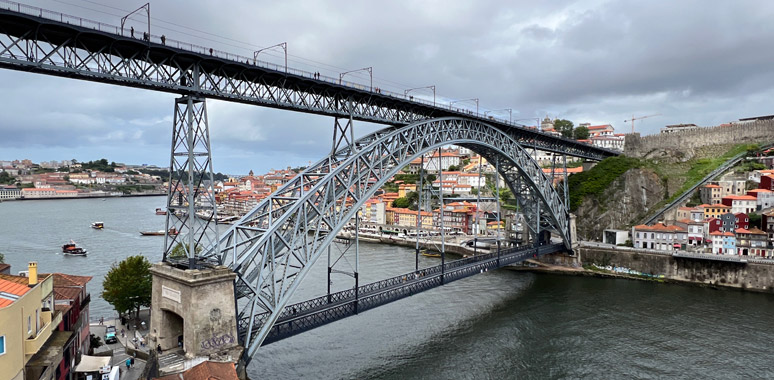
[90,309,152,380]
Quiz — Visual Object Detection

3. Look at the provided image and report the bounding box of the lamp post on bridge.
[515,117,541,131]
[254,42,287,73]
[404,85,436,106]
[120,3,150,42]
[450,98,479,116]
[484,108,513,124]
[340,67,373,91]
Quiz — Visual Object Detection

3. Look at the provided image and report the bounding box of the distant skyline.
[4,0,774,174]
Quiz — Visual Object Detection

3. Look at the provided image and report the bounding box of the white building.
[747,189,774,210]
[0,186,21,200]
[722,195,757,214]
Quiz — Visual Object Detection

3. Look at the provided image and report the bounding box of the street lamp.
[120,3,150,42]
[484,108,513,124]
[450,98,479,116]
[405,85,436,106]
[515,117,542,131]
[254,42,287,73]
[340,67,373,91]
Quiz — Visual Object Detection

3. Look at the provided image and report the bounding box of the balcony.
[24,310,62,355]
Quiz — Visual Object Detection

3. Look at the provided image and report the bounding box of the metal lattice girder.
[201,117,570,357]
[0,6,618,161]
[163,96,219,266]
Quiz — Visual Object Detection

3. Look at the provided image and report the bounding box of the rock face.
[574,168,666,241]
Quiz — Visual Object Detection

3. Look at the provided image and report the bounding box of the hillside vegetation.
[569,143,763,239]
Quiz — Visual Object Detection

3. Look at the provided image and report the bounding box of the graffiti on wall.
[201,332,235,350]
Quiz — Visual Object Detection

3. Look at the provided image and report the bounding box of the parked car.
[104,325,117,344]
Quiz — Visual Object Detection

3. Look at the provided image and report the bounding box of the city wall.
[577,246,774,293]
[624,120,774,157]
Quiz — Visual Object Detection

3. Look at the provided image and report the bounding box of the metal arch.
[200,117,569,357]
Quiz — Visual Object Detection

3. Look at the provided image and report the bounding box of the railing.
[641,143,774,225]
[25,310,62,355]
[0,0,608,140]
[240,243,564,344]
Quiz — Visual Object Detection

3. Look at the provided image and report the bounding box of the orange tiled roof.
[710,231,735,237]
[0,278,31,308]
[632,223,686,232]
[704,184,721,188]
[722,195,757,201]
[41,273,92,287]
[155,361,239,380]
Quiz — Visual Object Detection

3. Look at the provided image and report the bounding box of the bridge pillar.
[149,262,241,360]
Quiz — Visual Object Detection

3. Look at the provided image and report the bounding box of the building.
[0,263,59,380]
[602,229,629,245]
[747,189,774,210]
[590,135,625,151]
[660,123,699,134]
[735,227,768,257]
[700,203,731,219]
[422,150,461,173]
[675,219,705,246]
[710,231,736,255]
[0,186,21,200]
[760,175,774,191]
[721,195,757,214]
[699,185,722,205]
[631,223,687,250]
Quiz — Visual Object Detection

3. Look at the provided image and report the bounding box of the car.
[104,325,117,344]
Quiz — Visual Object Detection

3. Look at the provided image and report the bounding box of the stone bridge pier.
[148,263,242,360]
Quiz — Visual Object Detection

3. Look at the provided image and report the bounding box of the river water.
[1,197,773,379]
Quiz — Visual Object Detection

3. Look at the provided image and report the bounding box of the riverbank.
[4,192,166,201]
[511,245,774,294]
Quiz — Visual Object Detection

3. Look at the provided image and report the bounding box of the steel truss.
[163,96,219,267]
[0,6,617,161]
[200,117,570,358]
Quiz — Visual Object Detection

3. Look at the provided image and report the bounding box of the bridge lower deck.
[239,243,564,346]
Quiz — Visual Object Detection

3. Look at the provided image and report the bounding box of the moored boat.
[139,227,178,236]
[62,240,88,256]
[420,249,441,258]
[155,208,167,215]
[91,222,104,229]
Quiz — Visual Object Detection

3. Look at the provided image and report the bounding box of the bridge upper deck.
[0,2,618,160]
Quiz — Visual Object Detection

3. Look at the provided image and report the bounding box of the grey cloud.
[5,0,774,172]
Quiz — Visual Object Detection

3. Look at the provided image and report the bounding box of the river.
[1,197,772,379]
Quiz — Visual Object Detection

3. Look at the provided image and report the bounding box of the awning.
[73,355,111,373]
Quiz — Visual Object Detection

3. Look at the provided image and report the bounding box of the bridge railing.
[0,0,568,130]
[240,243,563,335]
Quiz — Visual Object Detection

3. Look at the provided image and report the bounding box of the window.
[28,316,31,334]
[0,335,5,355]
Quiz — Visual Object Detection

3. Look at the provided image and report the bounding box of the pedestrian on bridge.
[130,26,134,38]
[161,35,166,45]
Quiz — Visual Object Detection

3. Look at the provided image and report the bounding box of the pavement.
[90,310,152,380]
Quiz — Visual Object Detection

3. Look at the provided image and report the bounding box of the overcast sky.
[3,0,774,174]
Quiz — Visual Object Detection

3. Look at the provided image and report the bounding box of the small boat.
[91,222,104,229]
[140,227,178,236]
[155,208,167,215]
[420,250,441,258]
[62,240,88,256]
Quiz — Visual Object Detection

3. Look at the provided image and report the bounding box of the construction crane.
[624,114,661,133]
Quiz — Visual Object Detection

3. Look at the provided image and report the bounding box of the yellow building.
[0,263,59,380]
[398,183,417,198]
[701,203,731,219]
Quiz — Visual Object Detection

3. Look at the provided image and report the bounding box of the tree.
[554,119,574,138]
[0,252,4,264]
[89,333,103,354]
[573,126,590,140]
[392,197,410,208]
[447,165,460,172]
[168,242,202,259]
[102,255,152,321]
[749,212,762,229]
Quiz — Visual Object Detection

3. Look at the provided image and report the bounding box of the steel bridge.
[0,1,619,363]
